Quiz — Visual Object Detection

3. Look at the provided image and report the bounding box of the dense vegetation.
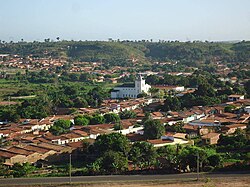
[0,40,250,66]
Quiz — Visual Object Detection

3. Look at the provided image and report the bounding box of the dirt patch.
[12,177,250,187]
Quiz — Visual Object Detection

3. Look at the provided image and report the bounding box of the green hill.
[0,40,249,66]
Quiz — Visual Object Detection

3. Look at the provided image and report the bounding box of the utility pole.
[8,96,10,108]
[197,151,199,181]
[69,153,72,184]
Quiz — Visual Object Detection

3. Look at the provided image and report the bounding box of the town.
[0,39,249,179]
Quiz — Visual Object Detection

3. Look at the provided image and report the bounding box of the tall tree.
[143,119,165,139]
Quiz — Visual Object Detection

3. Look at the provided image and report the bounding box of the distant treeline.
[0,40,249,66]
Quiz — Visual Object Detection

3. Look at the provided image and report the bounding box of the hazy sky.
[1,0,250,42]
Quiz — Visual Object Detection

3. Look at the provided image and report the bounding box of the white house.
[244,106,250,114]
[111,75,151,99]
[228,94,244,101]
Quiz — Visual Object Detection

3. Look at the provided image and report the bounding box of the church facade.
[111,75,151,99]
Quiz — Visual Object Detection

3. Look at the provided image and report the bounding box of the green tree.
[129,141,157,170]
[104,113,120,123]
[49,119,72,135]
[99,150,128,174]
[0,106,20,122]
[11,163,36,177]
[166,121,186,133]
[224,105,236,113]
[113,122,123,130]
[157,145,178,171]
[163,96,181,111]
[244,80,250,97]
[74,115,89,126]
[93,133,130,156]
[73,97,88,108]
[207,154,222,167]
[119,110,136,119]
[194,83,216,97]
[143,119,165,139]
[90,114,105,125]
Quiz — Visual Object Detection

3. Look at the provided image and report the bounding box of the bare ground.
[13,177,250,187]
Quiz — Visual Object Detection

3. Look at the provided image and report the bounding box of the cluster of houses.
[0,94,249,166]
[0,55,66,71]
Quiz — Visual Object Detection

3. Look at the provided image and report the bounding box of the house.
[201,133,220,145]
[221,123,247,134]
[7,146,41,163]
[152,85,185,92]
[147,134,190,147]
[115,119,144,135]
[111,74,151,99]
[244,106,250,113]
[0,149,27,165]
[228,94,244,101]
[178,110,206,124]
[82,124,114,139]
[22,144,57,160]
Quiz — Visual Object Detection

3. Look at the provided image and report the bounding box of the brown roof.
[223,123,247,129]
[34,143,66,152]
[126,133,145,142]
[72,130,89,137]
[67,141,83,149]
[8,146,35,156]
[147,139,173,145]
[183,124,199,131]
[23,144,50,154]
[0,149,18,158]
[152,112,164,117]
[201,133,220,139]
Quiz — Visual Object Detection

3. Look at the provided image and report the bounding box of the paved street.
[0,172,249,186]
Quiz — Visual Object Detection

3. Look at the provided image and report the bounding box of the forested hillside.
[0,40,249,66]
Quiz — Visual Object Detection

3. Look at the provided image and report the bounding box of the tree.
[74,115,89,126]
[166,121,185,133]
[244,80,250,97]
[207,154,222,167]
[0,159,9,176]
[143,119,165,139]
[90,114,105,125]
[87,87,108,107]
[146,75,159,85]
[149,87,159,97]
[129,141,157,170]
[99,150,128,174]
[157,145,178,171]
[11,163,36,177]
[113,122,123,130]
[93,133,130,156]
[137,92,148,98]
[18,95,52,119]
[119,110,136,119]
[194,83,216,97]
[224,105,236,113]
[163,96,181,111]
[49,119,72,135]
[0,106,20,122]
[73,97,88,108]
[104,113,120,123]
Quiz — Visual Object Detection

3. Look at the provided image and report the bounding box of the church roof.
[115,83,135,88]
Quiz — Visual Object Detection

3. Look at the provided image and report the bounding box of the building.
[221,123,247,134]
[201,133,220,145]
[228,94,245,101]
[111,74,151,99]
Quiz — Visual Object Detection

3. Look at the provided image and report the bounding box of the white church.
[111,74,151,99]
